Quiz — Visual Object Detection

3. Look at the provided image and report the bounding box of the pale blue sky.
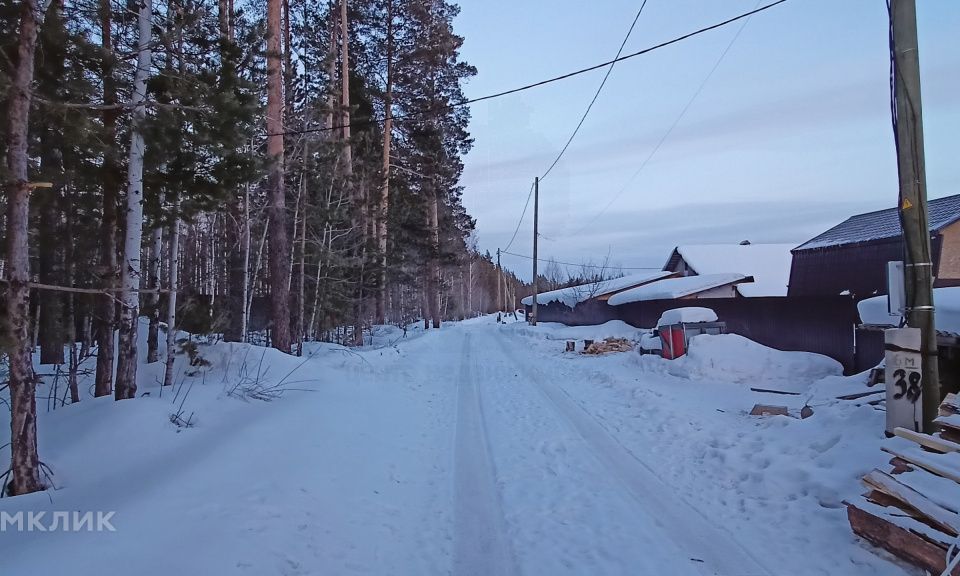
[454,0,960,279]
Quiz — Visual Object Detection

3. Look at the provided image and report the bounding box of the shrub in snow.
[670,333,842,387]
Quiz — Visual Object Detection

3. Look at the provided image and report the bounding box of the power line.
[502,180,536,252]
[501,250,662,270]
[272,0,790,138]
[539,0,650,182]
[567,0,763,237]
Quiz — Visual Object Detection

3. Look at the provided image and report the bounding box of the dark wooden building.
[789,193,960,300]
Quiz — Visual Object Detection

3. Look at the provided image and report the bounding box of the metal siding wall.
[854,328,886,373]
[789,236,944,300]
[613,296,859,373]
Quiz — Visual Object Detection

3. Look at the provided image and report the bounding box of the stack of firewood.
[847,394,960,575]
[583,338,633,355]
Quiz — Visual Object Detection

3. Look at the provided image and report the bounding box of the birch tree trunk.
[114,0,153,400]
[266,0,291,352]
[4,0,48,497]
[147,225,162,362]
[163,204,181,387]
[94,0,118,398]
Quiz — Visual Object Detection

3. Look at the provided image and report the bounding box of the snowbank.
[669,333,843,391]
[508,320,646,342]
[859,286,960,334]
[520,271,672,308]
[656,307,718,327]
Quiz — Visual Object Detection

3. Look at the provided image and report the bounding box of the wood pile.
[847,393,960,575]
[583,338,633,355]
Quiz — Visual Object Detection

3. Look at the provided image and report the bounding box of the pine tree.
[3,0,48,496]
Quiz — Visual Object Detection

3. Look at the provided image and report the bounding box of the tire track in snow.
[493,331,771,576]
[453,333,519,576]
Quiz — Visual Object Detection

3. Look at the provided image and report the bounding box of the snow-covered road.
[454,326,767,576]
[0,317,907,575]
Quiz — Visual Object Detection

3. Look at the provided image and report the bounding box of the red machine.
[659,321,726,360]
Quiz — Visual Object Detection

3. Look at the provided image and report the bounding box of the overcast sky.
[453,0,960,280]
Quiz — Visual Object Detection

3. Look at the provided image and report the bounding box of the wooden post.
[892,0,940,431]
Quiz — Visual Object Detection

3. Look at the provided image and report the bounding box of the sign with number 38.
[884,328,923,434]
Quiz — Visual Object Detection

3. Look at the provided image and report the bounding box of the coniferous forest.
[0,0,525,496]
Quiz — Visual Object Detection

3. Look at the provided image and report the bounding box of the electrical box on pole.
[887,261,906,317]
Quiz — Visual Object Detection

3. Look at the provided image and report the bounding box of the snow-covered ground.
[0,316,909,575]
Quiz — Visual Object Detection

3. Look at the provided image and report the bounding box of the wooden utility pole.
[496,248,502,311]
[892,0,939,432]
[531,177,539,326]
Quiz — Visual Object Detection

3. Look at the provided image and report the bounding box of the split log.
[881,439,960,484]
[941,393,959,417]
[862,469,960,535]
[847,503,958,575]
[749,404,789,417]
[890,456,915,474]
[894,427,960,454]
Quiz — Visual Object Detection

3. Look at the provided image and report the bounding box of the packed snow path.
[0,318,906,575]
[452,327,767,576]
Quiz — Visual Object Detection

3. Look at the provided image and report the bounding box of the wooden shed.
[789,193,960,300]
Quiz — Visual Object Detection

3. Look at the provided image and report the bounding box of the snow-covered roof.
[858,287,960,335]
[795,193,960,251]
[607,273,749,306]
[520,271,673,308]
[667,244,795,297]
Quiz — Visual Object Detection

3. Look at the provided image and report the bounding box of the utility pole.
[496,248,502,322]
[531,177,539,326]
[892,0,940,432]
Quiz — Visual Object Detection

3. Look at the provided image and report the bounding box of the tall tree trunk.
[163,203,180,387]
[266,0,291,352]
[36,3,65,365]
[115,0,153,400]
[4,0,47,497]
[93,0,118,398]
[221,2,244,344]
[426,187,441,329]
[37,181,64,365]
[240,181,251,340]
[339,0,353,176]
[375,0,393,325]
[65,191,81,404]
[296,140,309,354]
[146,225,162,362]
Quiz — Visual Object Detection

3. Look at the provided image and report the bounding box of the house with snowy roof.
[521,270,675,309]
[520,270,677,325]
[789,193,960,300]
[662,243,795,297]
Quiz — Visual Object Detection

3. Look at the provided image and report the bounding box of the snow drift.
[668,333,843,390]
